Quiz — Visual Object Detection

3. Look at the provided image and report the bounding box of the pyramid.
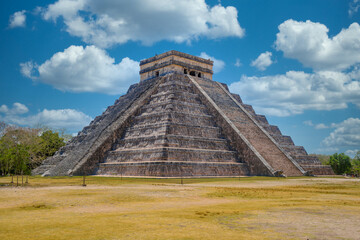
[33,50,334,177]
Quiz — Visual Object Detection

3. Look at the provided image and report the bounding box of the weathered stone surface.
[33,50,333,177]
[96,73,249,177]
[97,162,248,177]
[188,76,305,177]
[33,75,164,176]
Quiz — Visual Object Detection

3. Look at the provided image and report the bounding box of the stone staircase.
[189,76,305,177]
[236,98,333,175]
[189,76,333,176]
[96,74,250,177]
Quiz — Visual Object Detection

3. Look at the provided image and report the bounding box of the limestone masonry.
[33,51,334,177]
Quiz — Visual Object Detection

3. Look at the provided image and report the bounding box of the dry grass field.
[1,176,360,240]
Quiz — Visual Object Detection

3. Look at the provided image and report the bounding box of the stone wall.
[140,50,213,81]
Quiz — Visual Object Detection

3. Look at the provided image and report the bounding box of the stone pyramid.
[33,50,334,177]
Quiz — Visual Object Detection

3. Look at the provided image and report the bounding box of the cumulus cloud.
[40,0,244,48]
[0,103,29,115]
[250,51,273,71]
[229,70,360,116]
[199,52,225,73]
[25,109,93,130]
[8,10,26,28]
[322,118,360,148]
[0,103,92,132]
[230,20,360,118]
[275,20,360,71]
[20,45,139,95]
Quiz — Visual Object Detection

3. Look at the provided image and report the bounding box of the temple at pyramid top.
[139,50,214,81]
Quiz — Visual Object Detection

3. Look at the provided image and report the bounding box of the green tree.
[33,130,65,168]
[329,153,352,175]
[0,125,68,175]
[0,138,14,175]
[351,151,360,176]
[12,144,30,175]
[0,126,36,175]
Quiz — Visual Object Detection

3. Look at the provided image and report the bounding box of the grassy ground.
[0,176,360,240]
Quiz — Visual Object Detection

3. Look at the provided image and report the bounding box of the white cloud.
[25,109,93,130]
[0,103,92,132]
[199,52,225,73]
[234,58,242,67]
[322,118,360,148]
[21,45,139,95]
[0,105,9,113]
[11,103,29,115]
[229,70,360,116]
[40,0,244,48]
[275,20,360,71]
[43,0,86,20]
[233,20,360,118]
[8,10,26,28]
[0,103,28,115]
[251,51,273,71]
[349,0,360,16]
[20,61,38,79]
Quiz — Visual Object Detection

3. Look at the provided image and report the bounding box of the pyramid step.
[151,90,199,99]
[262,125,282,135]
[301,165,334,175]
[124,123,167,138]
[97,161,250,177]
[280,145,308,156]
[158,80,191,88]
[104,147,240,163]
[157,81,193,93]
[293,155,322,165]
[124,123,221,139]
[115,135,228,150]
[149,91,202,105]
[140,101,208,116]
[134,111,216,126]
[142,100,206,110]
[32,164,56,175]
[270,135,295,146]
[254,114,269,125]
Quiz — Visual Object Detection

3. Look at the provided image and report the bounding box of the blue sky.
[1,0,359,157]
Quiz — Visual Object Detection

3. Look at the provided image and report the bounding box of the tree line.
[311,152,360,176]
[0,122,67,176]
